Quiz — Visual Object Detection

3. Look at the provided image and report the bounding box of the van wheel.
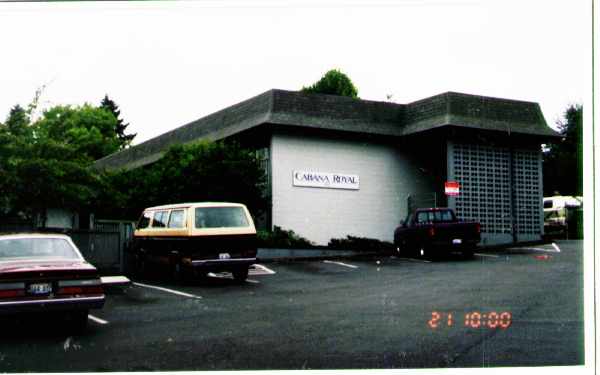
[134,255,147,279]
[232,268,249,283]
[171,262,183,283]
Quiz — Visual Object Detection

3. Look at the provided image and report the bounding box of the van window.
[543,200,553,208]
[168,209,186,228]
[152,211,169,228]
[137,211,152,229]
[195,207,249,228]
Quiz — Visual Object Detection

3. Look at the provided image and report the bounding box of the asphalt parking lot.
[0,240,584,371]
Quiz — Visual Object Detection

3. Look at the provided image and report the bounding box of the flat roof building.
[95,90,560,246]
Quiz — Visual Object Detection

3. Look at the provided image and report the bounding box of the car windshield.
[416,210,456,224]
[0,237,80,261]
[195,207,249,228]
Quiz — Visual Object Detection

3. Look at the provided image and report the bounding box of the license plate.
[219,253,231,260]
[452,239,462,245]
[28,283,52,295]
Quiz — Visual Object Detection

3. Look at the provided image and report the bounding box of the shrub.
[328,235,393,253]
[257,226,315,249]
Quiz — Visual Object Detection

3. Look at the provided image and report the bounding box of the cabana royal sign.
[293,171,360,190]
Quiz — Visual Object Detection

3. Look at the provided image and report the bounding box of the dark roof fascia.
[267,89,406,137]
[400,91,561,141]
[93,89,559,171]
[94,90,274,171]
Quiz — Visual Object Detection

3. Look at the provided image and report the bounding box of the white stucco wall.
[270,132,435,245]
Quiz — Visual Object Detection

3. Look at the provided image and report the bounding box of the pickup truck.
[393,208,480,259]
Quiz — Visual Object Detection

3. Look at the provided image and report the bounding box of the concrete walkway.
[257,248,376,262]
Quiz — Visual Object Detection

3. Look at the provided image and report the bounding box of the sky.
[0,0,590,145]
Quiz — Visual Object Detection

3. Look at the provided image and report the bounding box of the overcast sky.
[0,0,589,145]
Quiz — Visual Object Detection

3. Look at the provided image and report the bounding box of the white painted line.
[133,282,202,299]
[518,247,560,253]
[322,260,358,269]
[399,257,432,263]
[475,253,499,258]
[88,314,109,325]
[63,337,73,351]
[63,337,81,351]
[246,279,260,284]
[251,264,276,275]
[552,243,561,252]
[207,272,230,279]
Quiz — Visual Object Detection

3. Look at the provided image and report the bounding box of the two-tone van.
[129,202,257,282]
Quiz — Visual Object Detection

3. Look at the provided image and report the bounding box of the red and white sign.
[445,181,460,196]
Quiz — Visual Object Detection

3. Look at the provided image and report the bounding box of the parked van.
[543,196,583,238]
[129,202,257,282]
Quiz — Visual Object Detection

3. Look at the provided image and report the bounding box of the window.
[137,211,152,229]
[168,209,186,228]
[152,211,168,228]
[416,210,456,224]
[0,238,79,261]
[195,207,249,228]
[543,200,553,209]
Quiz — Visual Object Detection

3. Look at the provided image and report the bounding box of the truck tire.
[420,246,436,261]
[462,249,475,259]
[396,241,410,258]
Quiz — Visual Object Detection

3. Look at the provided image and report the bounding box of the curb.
[257,251,380,263]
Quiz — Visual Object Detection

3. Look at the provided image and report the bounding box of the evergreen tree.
[302,69,359,99]
[542,104,583,196]
[100,95,136,149]
[4,105,30,137]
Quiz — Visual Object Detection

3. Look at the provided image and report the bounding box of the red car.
[0,233,105,331]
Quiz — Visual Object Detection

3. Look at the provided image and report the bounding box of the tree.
[301,69,359,98]
[97,141,268,220]
[4,105,31,138]
[34,104,121,161]
[542,104,583,196]
[100,95,136,149]
[0,102,122,224]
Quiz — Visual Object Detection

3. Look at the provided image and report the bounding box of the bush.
[328,235,394,253]
[257,226,315,249]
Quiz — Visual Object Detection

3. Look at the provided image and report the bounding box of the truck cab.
[394,208,480,259]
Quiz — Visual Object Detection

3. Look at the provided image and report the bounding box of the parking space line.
[133,282,202,299]
[322,260,358,269]
[517,247,560,253]
[399,257,432,263]
[251,264,276,275]
[246,279,260,284]
[552,243,561,252]
[207,272,228,278]
[475,253,499,258]
[88,314,109,325]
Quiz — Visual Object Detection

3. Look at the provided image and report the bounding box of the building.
[95,90,560,246]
